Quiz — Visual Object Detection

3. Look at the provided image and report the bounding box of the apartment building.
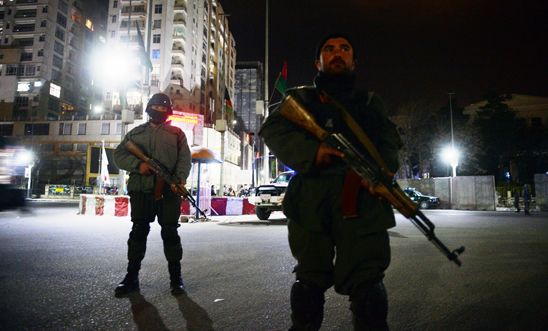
[105,0,236,126]
[0,0,107,120]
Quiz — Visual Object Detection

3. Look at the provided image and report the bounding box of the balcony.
[171,62,184,70]
[173,18,186,26]
[172,46,185,55]
[174,3,187,14]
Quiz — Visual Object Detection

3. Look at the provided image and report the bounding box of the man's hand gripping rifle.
[279,95,465,266]
[125,140,208,219]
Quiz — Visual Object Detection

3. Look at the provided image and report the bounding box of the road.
[0,202,547,330]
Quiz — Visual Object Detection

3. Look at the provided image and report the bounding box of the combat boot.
[114,261,140,297]
[289,280,325,331]
[168,262,186,295]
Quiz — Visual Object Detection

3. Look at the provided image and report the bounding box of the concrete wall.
[534,173,548,211]
[397,176,496,210]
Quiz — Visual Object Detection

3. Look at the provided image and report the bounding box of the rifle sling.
[320,91,392,176]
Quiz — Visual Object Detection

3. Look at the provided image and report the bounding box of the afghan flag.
[225,89,234,113]
[275,61,288,94]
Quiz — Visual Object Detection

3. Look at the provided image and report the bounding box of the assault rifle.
[125,140,208,219]
[278,95,465,266]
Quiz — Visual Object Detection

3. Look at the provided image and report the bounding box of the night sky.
[222,0,548,110]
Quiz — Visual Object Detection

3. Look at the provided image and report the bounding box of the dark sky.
[223,0,548,110]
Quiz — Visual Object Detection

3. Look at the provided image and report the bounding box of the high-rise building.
[0,0,107,120]
[234,61,263,135]
[105,0,236,126]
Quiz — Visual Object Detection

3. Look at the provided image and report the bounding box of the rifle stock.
[277,94,465,266]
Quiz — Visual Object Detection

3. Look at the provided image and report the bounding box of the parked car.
[403,187,440,209]
[248,171,295,220]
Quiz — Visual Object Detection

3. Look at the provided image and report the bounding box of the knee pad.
[350,282,388,330]
[290,280,325,330]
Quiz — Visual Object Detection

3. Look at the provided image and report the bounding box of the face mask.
[147,108,169,123]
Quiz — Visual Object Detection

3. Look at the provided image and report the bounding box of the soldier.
[260,33,402,330]
[113,93,192,296]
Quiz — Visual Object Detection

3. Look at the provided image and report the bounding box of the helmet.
[146,93,173,114]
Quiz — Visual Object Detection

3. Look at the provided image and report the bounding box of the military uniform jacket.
[259,86,402,233]
[113,122,192,194]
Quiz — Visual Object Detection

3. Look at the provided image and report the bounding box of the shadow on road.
[388,230,408,238]
[175,294,214,331]
[127,292,169,331]
[218,218,288,226]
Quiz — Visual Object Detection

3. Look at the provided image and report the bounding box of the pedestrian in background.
[513,187,520,213]
[260,33,402,330]
[523,184,531,215]
[113,93,192,297]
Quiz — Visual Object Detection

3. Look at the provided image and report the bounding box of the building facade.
[0,0,107,120]
[105,0,236,127]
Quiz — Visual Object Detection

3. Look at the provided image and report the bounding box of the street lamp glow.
[15,150,34,166]
[93,105,104,114]
[90,44,139,88]
[441,146,459,177]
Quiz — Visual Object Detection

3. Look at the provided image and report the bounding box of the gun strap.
[320,91,392,176]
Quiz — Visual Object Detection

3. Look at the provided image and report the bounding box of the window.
[60,143,73,152]
[40,20,47,27]
[111,15,117,23]
[38,49,44,57]
[76,143,88,152]
[39,35,46,42]
[110,31,116,39]
[52,55,63,69]
[77,123,86,135]
[15,96,29,106]
[16,38,34,46]
[58,1,68,14]
[154,4,163,14]
[101,123,110,135]
[0,124,14,136]
[6,65,17,76]
[58,123,72,135]
[20,52,33,61]
[152,49,160,59]
[54,41,64,55]
[25,123,50,136]
[42,6,48,13]
[113,1,118,9]
[25,65,36,76]
[153,19,161,29]
[153,34,161,43]
[116,123,122,135]
[14,9,37,18]
[55,27,65,40]
[13,24,36,33]
[57,13,67,28]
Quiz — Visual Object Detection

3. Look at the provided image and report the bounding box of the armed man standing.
[113,93,191,296]
[260,33,402,330]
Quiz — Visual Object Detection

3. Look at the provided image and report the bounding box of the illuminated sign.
[168,111,204,146]
[49,83,61,98]
[17,82,31,92]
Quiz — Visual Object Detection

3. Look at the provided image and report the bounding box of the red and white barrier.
[181,197,256,216]
[79,194,130,217]
[79,195,255,217]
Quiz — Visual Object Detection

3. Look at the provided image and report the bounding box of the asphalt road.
[0,203,547,330]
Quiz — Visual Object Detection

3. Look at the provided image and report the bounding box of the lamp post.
[448,92,457,177]
[262,0,270,185]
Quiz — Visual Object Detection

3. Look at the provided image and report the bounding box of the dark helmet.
[146,93,173,115]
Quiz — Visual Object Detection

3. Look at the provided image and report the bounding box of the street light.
[15,149,34,199]
[441,145,460,177]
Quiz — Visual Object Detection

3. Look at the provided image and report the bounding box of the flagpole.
[263,0,270,184]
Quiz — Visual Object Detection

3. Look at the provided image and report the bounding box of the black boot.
[350,281,389,331]
[168,262,186,295]
[289,280,325,331]
[114,261,140,297]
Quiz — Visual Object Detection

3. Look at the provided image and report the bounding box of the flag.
[225,89,234,113]
[136,23,152,70]
[275,61,288,94]
[100,141,111,188]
